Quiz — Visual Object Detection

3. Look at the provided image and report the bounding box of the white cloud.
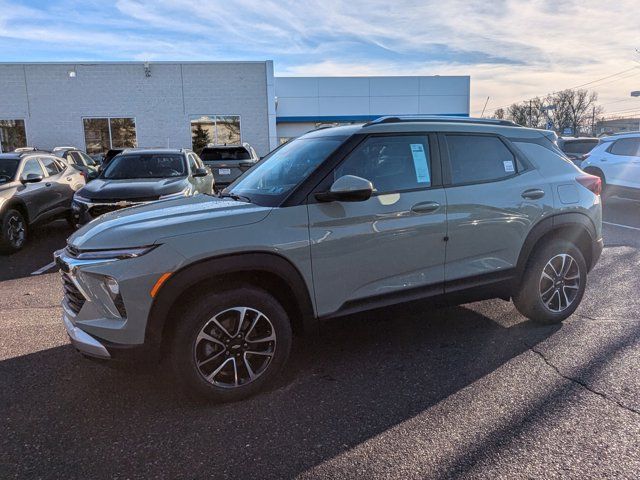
[1,0,638,115]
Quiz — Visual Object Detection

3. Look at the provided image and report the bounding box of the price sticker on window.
[410,144,431,184]
[503,160,515,173]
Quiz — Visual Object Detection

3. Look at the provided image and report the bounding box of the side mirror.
[315,175,374,203]
[21,173,44,184]
[193,167,209,177]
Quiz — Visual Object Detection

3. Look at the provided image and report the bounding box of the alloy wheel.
[6,214,26,248]
[539,253,580,313]
[194,307,276,388]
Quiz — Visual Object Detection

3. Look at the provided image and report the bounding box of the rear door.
[603,137,640,189]
[39,156,71,213]
[440,133,552,286]
[308,133,447,317]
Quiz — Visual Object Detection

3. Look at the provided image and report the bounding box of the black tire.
[0,209,28,254]
[170,286,292,402]
[513,239,587,324]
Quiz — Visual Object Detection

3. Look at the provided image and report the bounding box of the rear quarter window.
[446,135,517,185]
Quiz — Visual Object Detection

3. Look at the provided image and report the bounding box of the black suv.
[0,151,85,252]
[71,148,215,225]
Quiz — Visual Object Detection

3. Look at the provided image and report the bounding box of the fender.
[516,212,598,277]
[145,252,317,348]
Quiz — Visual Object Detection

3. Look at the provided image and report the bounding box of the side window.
[609,138,640,157]
[69,152,83,165]
[21,158,45,178]
[193,153,205,169]
[446,135,517,185]
[40,156,62,176]
[334,135,432,194]
[187,154,198,172]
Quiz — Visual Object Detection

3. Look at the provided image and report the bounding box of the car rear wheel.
[0,209,28,254]
[513,240,587,324]
[170,286,292,402]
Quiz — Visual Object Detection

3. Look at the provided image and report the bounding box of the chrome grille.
[61,272,85,315]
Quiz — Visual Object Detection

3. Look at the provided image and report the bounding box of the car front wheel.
[513,240,587,324]
[0,209,28,254]
[170,286,292,402]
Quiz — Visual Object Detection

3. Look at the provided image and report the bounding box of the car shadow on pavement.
[0,219,73,281]
[2,304,560,479]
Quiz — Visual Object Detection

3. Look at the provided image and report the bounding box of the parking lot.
[1,198,639,478]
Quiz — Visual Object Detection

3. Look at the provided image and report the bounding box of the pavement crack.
[525,342,640,417]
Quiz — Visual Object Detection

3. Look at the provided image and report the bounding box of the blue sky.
[1,0,639,115]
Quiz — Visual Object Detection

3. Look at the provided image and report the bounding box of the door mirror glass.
[316,175,374,202]
[193,167,208,177]
[21,173,43,184]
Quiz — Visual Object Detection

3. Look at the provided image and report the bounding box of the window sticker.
[503,160,515,173]
[410,144,431,184]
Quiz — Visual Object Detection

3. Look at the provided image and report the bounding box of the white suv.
[581,132,640,200]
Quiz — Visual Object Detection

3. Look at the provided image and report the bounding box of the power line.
[475,65,640,115]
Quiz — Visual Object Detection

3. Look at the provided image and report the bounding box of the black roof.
[119,148,188,155]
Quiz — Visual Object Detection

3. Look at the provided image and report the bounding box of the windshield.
[0,159,19,183]
[102,154,186,180]
[228,137,343,206]
[201,147,251,161]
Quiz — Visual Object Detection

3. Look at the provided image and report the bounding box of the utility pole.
[480,96,489,117]
[591,106,596,137]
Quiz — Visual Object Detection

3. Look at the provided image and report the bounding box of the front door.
[16,157,49,222]
[308,134,447,318]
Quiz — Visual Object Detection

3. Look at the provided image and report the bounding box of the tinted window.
[561,140,598,154]
[79,151,97,166]
[201,147,252,161]
[335,135,431,193]
[609,138,640,157]
[446,135,517,184]
[68,152,83,165]
[0,159,20,182]
[21,158,44,178]
[40,157,62,176]
[102,154,186,180]
[230,137,342,206]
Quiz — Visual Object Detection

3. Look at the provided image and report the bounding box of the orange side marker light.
[150,272,172,298]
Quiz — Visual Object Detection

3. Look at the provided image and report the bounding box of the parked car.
[557,137,600,165]
[581,131,640,200]
[56,116,603,402]
[99,148,125,170]
[71,148,214,226]
[199,143,259,189]
[53,146,100,181]
[0,150,85,253]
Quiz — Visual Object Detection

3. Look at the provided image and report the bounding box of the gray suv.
[55,117,603,402]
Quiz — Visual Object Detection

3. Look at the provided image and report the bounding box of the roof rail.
[363,115,522,128]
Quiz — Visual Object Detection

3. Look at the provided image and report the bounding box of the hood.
[78,177,189,201]
[69,194,271,249]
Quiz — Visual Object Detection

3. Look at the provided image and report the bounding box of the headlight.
[159,188,190,200]
[72,245,157,260]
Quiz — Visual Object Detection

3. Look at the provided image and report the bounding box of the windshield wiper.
[218,192,251,203]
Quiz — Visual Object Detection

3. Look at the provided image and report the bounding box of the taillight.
[576,174,601,195]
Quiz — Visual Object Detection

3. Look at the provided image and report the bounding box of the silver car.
[55,116,603,402]
[1,151,85,252]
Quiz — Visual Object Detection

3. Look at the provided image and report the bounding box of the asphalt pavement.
[1,198,639,479]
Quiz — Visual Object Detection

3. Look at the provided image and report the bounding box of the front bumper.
[63,303,111,359]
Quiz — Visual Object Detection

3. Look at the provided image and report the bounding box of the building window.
[190,115,241,154]
[83,117,137,158]
[0,119,27,153]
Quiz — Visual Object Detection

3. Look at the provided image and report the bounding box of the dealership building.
[0,61,470,156]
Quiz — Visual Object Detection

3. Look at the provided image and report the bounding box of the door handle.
[45,183,52,187]
[411,201,440,214]
[521,188,545,200]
